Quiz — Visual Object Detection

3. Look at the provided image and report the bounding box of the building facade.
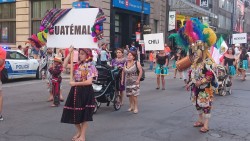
[0,0,168,51]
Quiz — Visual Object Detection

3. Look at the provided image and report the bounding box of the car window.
[6,51,28,60]
[16,52,28,60]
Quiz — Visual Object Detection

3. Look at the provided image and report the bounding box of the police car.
[1,50,40,82]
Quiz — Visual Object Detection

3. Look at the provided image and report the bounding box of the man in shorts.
[0,46,7,121]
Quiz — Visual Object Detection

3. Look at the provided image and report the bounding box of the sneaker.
[0,115,3,121]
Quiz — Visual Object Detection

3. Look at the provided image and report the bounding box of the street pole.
[230,0,235,45]
[140,0,145,66]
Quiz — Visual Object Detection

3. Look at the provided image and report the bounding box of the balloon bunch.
[169,18,217,52]
[91,9,106,43]
[26,9,71,48]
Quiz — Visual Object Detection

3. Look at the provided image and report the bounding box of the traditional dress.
[224,56,236,76]
[49,64,63,106]
[155,55,168,75]
[61,62,98,124]
[124,62,140,96]
[111,58,126,91]
[238,54,249,70]
[188,58,217,118]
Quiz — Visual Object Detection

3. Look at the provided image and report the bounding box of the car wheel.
[1,68,8,83]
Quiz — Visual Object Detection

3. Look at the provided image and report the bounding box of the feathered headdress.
[168,18,217,58]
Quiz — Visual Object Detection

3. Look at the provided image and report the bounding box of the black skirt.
[61,85,95,124]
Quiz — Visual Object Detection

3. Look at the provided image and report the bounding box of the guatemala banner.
[211,36,228,64]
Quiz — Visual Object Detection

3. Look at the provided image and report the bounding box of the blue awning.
[113,0,150,15]
[0,0,15,3]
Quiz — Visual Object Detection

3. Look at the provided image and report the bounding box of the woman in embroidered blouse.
[111,48,126,105]
[61,47,98,141]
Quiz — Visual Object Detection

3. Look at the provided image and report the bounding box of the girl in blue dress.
[155,50,169,90]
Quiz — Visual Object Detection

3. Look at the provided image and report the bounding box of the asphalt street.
[1,68,250,141]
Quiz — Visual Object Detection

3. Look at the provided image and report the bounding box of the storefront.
[110,0,150,50]
[0,0,16,45]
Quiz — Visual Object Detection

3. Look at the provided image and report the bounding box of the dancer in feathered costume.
[169,18,218,133]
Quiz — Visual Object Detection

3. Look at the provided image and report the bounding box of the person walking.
[155,50,169,90]
[238,48,249,81]
[123,45,129,58]
[61,47,98,141]
[121,51,143,114]
[91,49,98,66]
[171,49,182,79]
[49,55,63,107]
[31,46,39,59]
[0,46,6,121]
[149,51,155,70]
[100,43,109,65]
[111,48,126,105]
[164,44,171,59]
[46,49,64,102]
[57,49,64,61]
[186,48,217,133]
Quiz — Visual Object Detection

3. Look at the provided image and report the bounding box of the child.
[61,47,98,141]
[171,50,182,79]
[49,55,63,107]
[149,51,154,70]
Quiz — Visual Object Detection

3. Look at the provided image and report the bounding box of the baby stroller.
[92,64,122,113]
[215,65,232,96]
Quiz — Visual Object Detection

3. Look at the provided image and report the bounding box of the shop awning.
[169,0,217,19]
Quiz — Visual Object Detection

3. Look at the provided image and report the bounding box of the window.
[6,51,28,60]
[31,0,61,34]
[114,14,121,48]
[154,20,158,33]
[0,2,16,43]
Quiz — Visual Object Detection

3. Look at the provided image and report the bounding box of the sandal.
[51,104,58,107]
[156,87,160,90]
[200,127,209,133]
[128,108,134,112]
[47,99,53,102]
[133,109,138,114]
[193,122,204,127]
[162,88,165,90]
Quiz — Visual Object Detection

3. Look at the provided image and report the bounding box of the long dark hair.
[240,48,247,60]
[226,47,235,55]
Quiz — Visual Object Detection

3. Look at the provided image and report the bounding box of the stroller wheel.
[94,101,99,114]
[219,90,227,96]
[97,101,101,108]
[113,91,121,111]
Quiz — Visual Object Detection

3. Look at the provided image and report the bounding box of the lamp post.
[140,0,145,66]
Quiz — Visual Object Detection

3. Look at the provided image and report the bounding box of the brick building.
[0,0,168,51]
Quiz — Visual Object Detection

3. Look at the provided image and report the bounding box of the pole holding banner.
[70,49,74,82]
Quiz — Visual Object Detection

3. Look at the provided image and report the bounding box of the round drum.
[176,56,192,72]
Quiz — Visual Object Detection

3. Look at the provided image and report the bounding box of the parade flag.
[212,36,228,64]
